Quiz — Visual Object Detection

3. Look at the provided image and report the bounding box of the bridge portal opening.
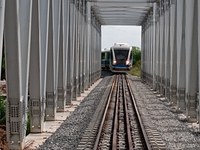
[101,25,141,50]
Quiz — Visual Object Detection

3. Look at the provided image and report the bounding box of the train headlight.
[126,60,130,65]
[113,60,117,65]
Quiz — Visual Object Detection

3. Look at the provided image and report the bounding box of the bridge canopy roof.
[90,0,156,25]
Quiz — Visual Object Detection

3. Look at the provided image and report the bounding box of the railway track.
[94,74,151,149]
[77,74,165,149]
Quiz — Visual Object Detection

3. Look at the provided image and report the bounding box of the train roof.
[101,49,110,53]
[111,43,131,50]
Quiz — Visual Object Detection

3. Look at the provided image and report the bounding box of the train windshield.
[101,52,106,59]
[114,49,129,60]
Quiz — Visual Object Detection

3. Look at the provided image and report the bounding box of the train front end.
[110,43,132,73]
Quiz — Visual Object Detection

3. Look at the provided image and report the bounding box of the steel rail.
[125,76,152,150]
[93,75,118,150]
[122,75,133,150]
[111,74,120,150]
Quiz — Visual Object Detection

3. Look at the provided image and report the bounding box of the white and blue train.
[101,43,133,73]
[110,43,132,73]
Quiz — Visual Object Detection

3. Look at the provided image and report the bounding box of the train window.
[114,50,129,60]
[130,52,133,60]
[110,50,113,60]
[101,53,105,59]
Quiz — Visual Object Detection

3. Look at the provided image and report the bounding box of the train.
[101,49,110,70]
[101,43,133,73]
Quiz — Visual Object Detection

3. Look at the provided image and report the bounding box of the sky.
[101,25,141,50]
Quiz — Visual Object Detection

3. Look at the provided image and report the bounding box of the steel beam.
[82,0,87,91]
[197,0,200,127]
[5,0,32,149]
[169,0,177,107]
[164,2,170,100]
[0,0,5,80]
[79,2,84,94]
[29,0,49,132]
[46,0,61,121]
[176,0,186,112]
[66,0,75,104]
[185,0,198,121]
[159,12,165,95]
[155,14,160,91]
[64,0,70,105]
[57,0,67,112]
[77,2,82,96]
[85,1,91,89]
[73,1,78,101]
[152,3,157,90]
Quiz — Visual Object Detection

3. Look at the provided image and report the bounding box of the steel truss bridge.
[0,0,199,149]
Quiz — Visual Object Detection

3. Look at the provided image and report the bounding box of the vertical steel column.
[0,0,4,80]
[86,1,91,89]
[164,0,170,100]
[5,1,32,149]
[142,26,145,80]
[90,22,93,83]
[148,22,151,83]
[96,25,101,80]
[197,0,200,127]
[82,0,87,91]
[146,25,150,82]
[57,0,67,111]
[29,0,49,132]
[46,0,61,120]
[150,23,153,83]
[97,26,101,79]
[64,0,70,105]
[169,0,177,107]
[66,0,75,104]
[145,24,148,81]
[176,0,186,112]
[141,27,145,80]
[92,22,94,83]
[177,0,186,113]
[159,2,165,95]
[155,8,160,91]
[152,3,157,90]
[185,0,198,121]
[78,0,83,96]
[73,0,78,101]
[150,20,153,84]
[79,0,84,94]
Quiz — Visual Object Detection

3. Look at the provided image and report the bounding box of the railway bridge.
[0,0,200,149]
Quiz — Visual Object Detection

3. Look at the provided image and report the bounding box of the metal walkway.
[0,0,199,149]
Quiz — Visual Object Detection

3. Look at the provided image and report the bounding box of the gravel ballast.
[128,75,200,150]
[38,73,200,149]
[38,74,113,150]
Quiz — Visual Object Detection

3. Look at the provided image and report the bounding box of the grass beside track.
[129,60,141,77]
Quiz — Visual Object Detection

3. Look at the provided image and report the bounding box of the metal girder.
[198,0,200,127]
[5,0,32,149]
[66,1,75,103]
[46,0,61,121]
[169,2,177,106]
[29,0,49,133]
[185,0,198,121]
[176,0,186,113]
[164,5,170,100]
[0,0,4,80]
[88,0,156,25]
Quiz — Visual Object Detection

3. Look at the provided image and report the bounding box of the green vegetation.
[129,46,141,77]
[26,112,30,135]
[0,96,6,125]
